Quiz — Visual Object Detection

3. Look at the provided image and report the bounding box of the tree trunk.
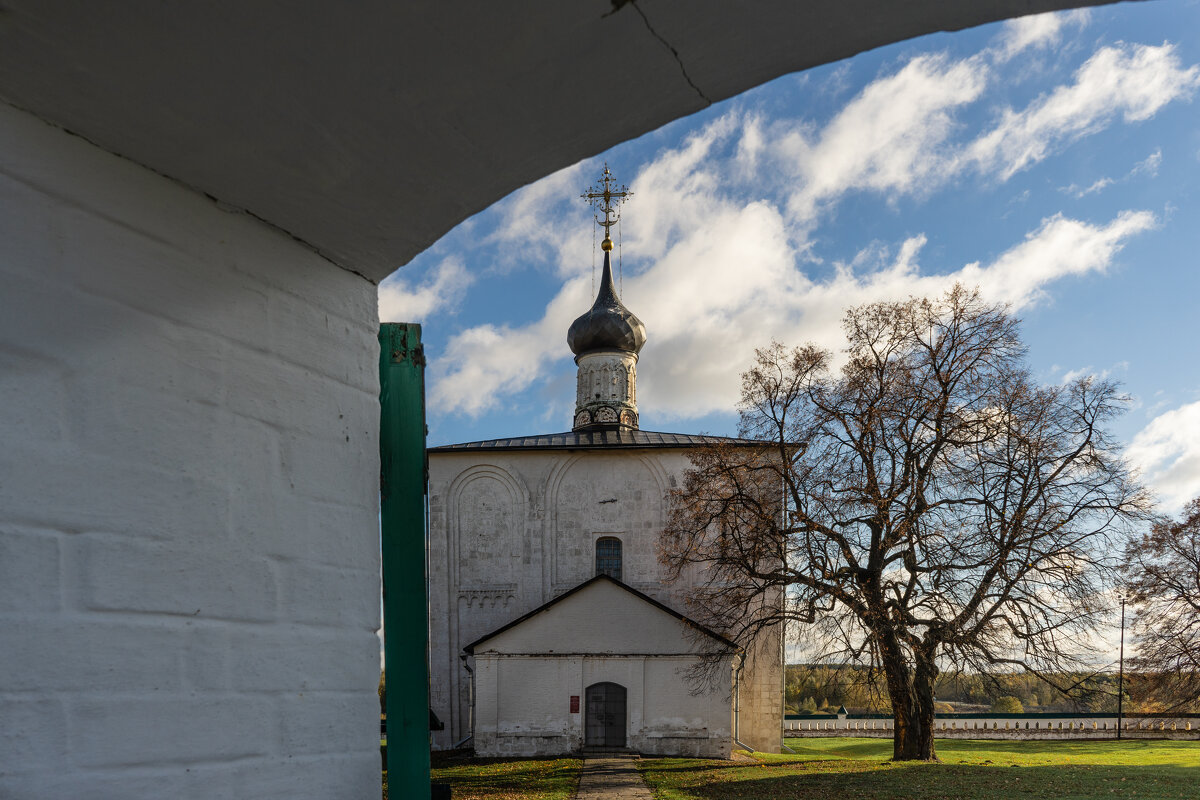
[880,632,939,761]
[910,644,939,761]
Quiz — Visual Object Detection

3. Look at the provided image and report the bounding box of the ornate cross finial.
[581,163,632,251]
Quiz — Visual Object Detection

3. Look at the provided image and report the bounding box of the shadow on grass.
[783,736,1200,766]
[641,762,1200,800]
[786,739,900,759]
[429,755,581,800]
[641,758,853,774]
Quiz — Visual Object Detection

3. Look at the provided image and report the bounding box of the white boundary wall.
[0,101,382,798]
[786,714,1200,740]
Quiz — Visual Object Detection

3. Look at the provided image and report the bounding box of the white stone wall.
[428,447,782,753]
[0,102,382,798]
[471,579,732,758]
[474,654,732,758]
[785,714,1200,740]
[737,626,784,752]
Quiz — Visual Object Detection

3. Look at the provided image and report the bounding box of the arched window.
[595,537,622,580]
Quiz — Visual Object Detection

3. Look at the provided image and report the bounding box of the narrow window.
[595,537,622,580]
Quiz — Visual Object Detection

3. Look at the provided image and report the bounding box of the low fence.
[784,711,1200,740]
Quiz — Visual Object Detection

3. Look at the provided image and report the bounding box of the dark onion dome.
[567,251,646,356]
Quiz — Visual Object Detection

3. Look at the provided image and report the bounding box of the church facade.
[427,173,782,757]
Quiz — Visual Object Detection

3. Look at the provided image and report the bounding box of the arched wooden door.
[584,682,627,747]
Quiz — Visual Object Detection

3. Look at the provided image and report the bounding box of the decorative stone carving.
[573,349,639,430]
[459,586,518,610]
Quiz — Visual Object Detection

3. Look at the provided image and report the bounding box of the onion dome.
[567,250,646,357]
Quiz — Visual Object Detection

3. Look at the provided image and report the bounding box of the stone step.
[581,746,637,756]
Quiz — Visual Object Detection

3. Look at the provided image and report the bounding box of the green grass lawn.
[423,755,581,800]
[639,738,1200,800]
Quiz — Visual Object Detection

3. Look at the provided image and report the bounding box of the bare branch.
[659,285,1151,760]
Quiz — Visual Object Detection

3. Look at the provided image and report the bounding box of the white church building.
[427,175,782,757]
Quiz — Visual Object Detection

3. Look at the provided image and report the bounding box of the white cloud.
[622,114,742,261]
[1061,177,1114,198]
[423,33,1190,423]
[428,279,589,417]
[483,38,1192,264]
[968,43,1200,180]
[1059,360,1128,385]
[780,53,988,224]
[994,9,1090,62]
[1127,400,1200,513]
[1132,148,1163,177]
[431,202,1153,419]
[1060,366,1096,384]
[487,161,590,276]
[754,40,1191,227]
[1059,148,1162,198]
[955,210,1156,308]
[378,257,473,322]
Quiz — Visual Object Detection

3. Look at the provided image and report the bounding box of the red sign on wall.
[570,695,580,713]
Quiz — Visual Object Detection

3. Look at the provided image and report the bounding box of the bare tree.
[1124,498,1200,711]
[661,286,1150,761]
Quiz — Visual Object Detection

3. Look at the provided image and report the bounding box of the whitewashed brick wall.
[428,449,783,754]
[738,627,783,752]
[0,101,382,798]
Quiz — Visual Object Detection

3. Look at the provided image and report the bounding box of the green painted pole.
[378,323,431,800]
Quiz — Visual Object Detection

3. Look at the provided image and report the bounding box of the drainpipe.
[733,653,756,753]
[453,654,474,749]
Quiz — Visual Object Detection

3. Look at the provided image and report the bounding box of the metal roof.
[428,428,765,453]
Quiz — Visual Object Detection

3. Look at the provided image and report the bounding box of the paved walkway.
[576,756,653,799]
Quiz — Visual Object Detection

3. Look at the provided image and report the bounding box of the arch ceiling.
[0,0,1132,282]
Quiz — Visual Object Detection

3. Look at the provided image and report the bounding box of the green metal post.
[378,323,431,800]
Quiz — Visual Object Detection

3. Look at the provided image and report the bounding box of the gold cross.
[581,164,632,247]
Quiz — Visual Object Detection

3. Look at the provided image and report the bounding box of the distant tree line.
[783,663,1151,715]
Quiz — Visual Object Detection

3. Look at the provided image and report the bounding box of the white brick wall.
[428,449,783,754]
[471,579,734,758]
[0,101,382,798]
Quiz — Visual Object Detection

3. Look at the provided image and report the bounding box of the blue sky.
[381,2,1200,514]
